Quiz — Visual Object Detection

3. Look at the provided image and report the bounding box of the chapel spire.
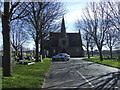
[61,17,67,37]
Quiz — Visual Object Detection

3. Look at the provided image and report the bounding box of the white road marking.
[77,71,94,88]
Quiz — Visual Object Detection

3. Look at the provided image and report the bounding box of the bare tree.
[23,2,65,62]
[76,1,119,60]
[81,2,111,61]
[76,2,109,61]
[105,1,120,32]
[76,25,96,58]
[84,32,91,58]
[100,1,120,59]
[1,2,30,76]
[105,28,120,59]
[75,19,91,58]
[89,37,96,56]
[11,20,29,60]
[2,2,12,77]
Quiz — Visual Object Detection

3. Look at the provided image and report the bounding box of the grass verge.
[2,58,51,88]
[83,58,120,69]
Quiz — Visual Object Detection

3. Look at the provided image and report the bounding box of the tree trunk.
[40,39,43,62]
[20,46,23,60]
[87,48,90,58]
[14,47,19,57]
[40,42,43,62]
[91,49,94,56]
[110,46,113,59]
[98,48,103,61]
[87,42,90,58]
[40,24,43,62]
[35,40,39,62]
[2,2,12,77]
[14,48,19,62]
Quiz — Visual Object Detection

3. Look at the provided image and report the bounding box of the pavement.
[43,58,120,89]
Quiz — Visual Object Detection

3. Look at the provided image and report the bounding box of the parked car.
[52,53,70,61]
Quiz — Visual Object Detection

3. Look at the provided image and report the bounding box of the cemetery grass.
[83,58,120,69]
[2,58,51,88]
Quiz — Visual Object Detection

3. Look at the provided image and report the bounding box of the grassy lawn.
[83,58,120,69]
[2,58,51,88]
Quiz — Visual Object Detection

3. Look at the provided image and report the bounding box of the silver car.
[52,53,70,61]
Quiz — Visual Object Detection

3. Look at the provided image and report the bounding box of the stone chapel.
[45,17,84,57]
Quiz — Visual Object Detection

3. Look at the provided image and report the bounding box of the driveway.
[43,58,120,89]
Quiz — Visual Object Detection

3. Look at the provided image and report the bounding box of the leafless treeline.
[22,2,65,62]
[76,1,120,61]
[1,2,65,76]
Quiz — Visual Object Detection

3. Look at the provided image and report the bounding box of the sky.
[64,2,87,32]
[0,1,119,50]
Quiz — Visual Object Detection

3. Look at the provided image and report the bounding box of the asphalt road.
[43,58,120,89]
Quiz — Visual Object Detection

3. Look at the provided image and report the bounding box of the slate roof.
[50,32,81,47]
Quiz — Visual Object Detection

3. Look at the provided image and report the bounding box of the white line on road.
[77,71,94,88]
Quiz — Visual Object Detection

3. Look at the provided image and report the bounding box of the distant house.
[44,18,84,57]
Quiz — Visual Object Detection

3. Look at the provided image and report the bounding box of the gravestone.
[118,56,120,61]
[11,57,16,66]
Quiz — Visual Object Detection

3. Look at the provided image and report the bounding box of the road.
[43,58,120,89]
